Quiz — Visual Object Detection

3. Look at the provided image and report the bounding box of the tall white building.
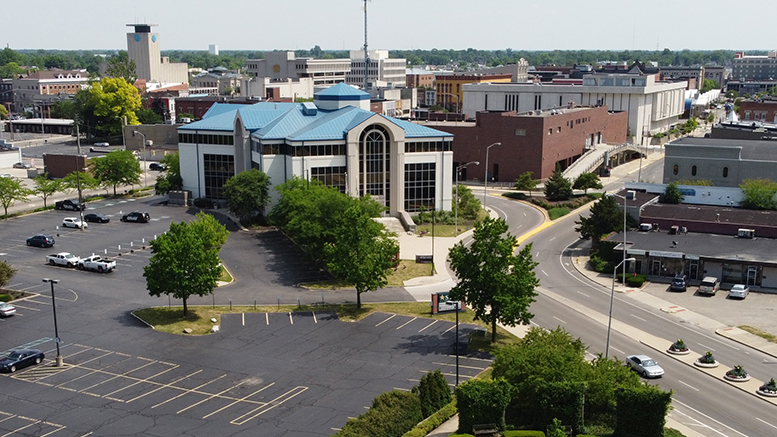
[346,50,406,89]
[209,44,219,56]
[126,23,188,85]
[245,51,350,87]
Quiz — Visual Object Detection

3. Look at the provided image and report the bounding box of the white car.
[729,284,750,299]
[62,217,88,229]
[626,354,664,378]
[0,302,15,317]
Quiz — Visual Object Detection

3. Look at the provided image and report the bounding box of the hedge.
[414,369,452,417]
[534,381,585,435]
[334,390,423,437]
[504,431,546,437]
[401,399,457,437]
[615,385,672,437]
[455,378,512,434]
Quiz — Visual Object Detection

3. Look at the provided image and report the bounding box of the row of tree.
[515,169,603,200]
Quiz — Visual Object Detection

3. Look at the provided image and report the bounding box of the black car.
[149,163,167,171]
[121,211,150,223]
[84,213,110,223]
[0,349,45,373]
[55,199,85,211]
[669,274,688,292]
[26,234,55,248]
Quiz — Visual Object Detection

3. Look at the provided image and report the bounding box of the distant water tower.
[209,44,219,56]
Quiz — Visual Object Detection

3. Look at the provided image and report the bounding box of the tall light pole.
[74,155,84,231]
[610,192,629,285]
[455,161,479,237]
[132,130,148,188]
[483,142,501,211]
[605,257,635,358]
[42,278,63,367]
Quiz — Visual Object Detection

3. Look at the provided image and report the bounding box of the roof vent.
[302,102,317,116]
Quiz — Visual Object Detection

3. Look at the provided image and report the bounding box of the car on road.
[62,217,88,229]
[0,349,45,373]
[0,302,16,317]
[121,211,150,223]
[93,142,110,147]
[13,162,30,169]
[626,355,664,378]
[55,199,85,211]
[0,173,12,178]
[729,284,750,299]
[84,213,110,223]
[669,274,688,292]
[149,162,167,171]
[26,234,55,248]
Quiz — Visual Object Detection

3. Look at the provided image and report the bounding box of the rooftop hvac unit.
[738,228,755,238]
[626,190,636,200]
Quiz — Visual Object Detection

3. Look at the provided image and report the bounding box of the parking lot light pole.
[610,192,628,285]
[606,257,635,359]
[483,142,501,211]
[42,278,63,367]
[455,161,479,237]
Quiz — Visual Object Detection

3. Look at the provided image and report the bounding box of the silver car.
[626,354,664,378]
[729,284,750,299]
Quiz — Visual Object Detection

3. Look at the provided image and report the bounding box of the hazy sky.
[4,0,775,52]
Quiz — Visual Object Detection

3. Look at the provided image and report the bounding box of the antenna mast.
[363,0,369,90]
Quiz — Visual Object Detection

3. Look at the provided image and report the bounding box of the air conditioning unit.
[626,190,636,200]
[738,228,755,238]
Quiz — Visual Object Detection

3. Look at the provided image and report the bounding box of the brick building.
[428,106,628,182]
[435,73,513,112]
[738,96,777,123]
[406,69,434,88]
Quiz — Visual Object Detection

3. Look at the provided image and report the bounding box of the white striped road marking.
[678,380,699,391]
[375,314,396,326]
[576,291,589,297]
[418,321,437,332]
[288,312,293,324]
[242,313,245,326]
[697,343,714,352]
[611,346,624,355]
[265,313,269,325]
[553,316,566,324]
[312,312,317,323]
[396,317,416,330]
[631,314,646,322]
[756,418,777,431]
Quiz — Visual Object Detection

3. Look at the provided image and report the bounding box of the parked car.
[0,302,16,317]
[0,349,45,373]
[669,274,688,292]
[46,252,81,268]
[729,284,750,299]
[121,211,150,223]
[698,276,720,296]
[149,162,167,171]
[55,199,85,211]
[84,213,110,223]
[0,173,12,178]
[62,217,88,229]
[26,235,55,248]
[12,162,30,169]
[93,142,110,147]
[626,355,664,378]
[78,255,117,273]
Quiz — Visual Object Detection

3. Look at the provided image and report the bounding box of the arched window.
[359,125,391,208]
[673,165,679,175]
[723,167,729,178]
[691,165,697,176]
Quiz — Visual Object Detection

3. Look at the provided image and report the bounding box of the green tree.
[82,77,141,139]
[105,51,137,84]
[514,171,539,196]
[572,172,603,194]
[574,195,624,248]
[412,370,452,418]
[222,169,272,219]
[0,104,7,120]
[701,79,720,93]
[324,205,399,308]
[705,112,716,125]
[89,149,142,195]
[154,152,183,194]
[664,182,684,204]
[0,177,31,216]
[144,212,229,317]
[62,170,100,194]
[50,100,77,119]
[222,86,233,96]
[448,217,539,342]
[453,184,480,220]
[136,107,162,124]
[32,175,61,208]
[544,168,573,201]
[0,61,24,79]
[151,98,169,121]
[740,178,777,210]
[0,260,16,288]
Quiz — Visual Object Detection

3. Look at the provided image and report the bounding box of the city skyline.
[4,0,776,53]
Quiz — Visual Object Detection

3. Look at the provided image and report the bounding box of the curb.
[716,327,777,360]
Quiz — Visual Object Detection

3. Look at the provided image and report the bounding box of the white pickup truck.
[46,252,81,268]
[78,255,117,273]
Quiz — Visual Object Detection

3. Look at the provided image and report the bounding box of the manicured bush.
[626,274,647,287]
[401,399,457,437]
[664,428,688,437]
[534,381,585,434]
[413,369,452,418]
[193,197,215,208]
[504,431,546,437]
[615,385,672,437]
[589,254,610,273]
[456,378,512,434]
[334,390,423,437]
[0,294,11,302]
[502,192,528,200]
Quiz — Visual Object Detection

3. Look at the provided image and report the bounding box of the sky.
[4,0,776,53]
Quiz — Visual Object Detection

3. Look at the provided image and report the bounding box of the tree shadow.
[252,230,334,287]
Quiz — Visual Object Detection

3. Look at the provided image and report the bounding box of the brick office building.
[429,106,628,182]
[738,96,777,123]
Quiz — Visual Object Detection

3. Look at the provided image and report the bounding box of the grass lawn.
[547,207,570,220]
[739,325,777,343]
[218,264,232,282]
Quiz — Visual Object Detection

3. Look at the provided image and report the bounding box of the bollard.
[142,238,145,244]
[104,249,107,255]
[297,297,301,309]
[576,257,579,264]
[321,293,324,304]
[254,299,256,310]
[229,299,232,311]
[277,295,280,309]
[118,245,121,252]
[131,242,133,248]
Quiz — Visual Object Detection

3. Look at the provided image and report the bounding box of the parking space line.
[396,317,416,330]
[432,362,488,370]
[39,427,68,437]
[418,320,438,332]
[177,380,250,413]
[442,325,456,334]
[242,313,245,326]
[446,355,493,362]
[151,374,227,408]
[0,413,15,423]
[3,420,40,436]
[288,312,293,324]
[123,370,204,403]
[265,313,269,325]
[230,386,308,425]
[96,365,180,401]
[313,311,317,323]
[375,314,396,326]
[201,383,275,418]
[79,359,159,393]
[9,303,41,311]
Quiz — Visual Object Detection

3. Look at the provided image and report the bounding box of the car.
[93,142,110,147]
[729,284,750,299]
[0,173,12,178]
[0,349,45,373]
[26,234,55,248]
[12,162,30,169]
[62,217,88,229]
[121,211,150,223]
[84,213,110,223]
[669,274,688,292]
[698,276,720,296]
[0,302,16,317]
[55,199,86,211]
[626,355,664,378]
[149,162,167,171]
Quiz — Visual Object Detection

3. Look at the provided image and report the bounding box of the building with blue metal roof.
[177,83,454,216]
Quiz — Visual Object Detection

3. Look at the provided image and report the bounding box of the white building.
[462,73,687,145]
[126,24,188,85]
[177,83,454,216]
[245,51,350,87]
[346,50,406,89]
[209,44,219,56]
[239,77,315,100]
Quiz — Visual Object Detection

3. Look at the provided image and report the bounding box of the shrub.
[456,379,512,434]
[401,399,457,437]
[413,369,452,418]
[0,260,17,289]
[589,254,610,273]
[625,274,647,287]
[503,431,546,437]
[698,351,716,364]
[335,390,423,437]
[614,385,672,437]
[670,339,687,351]
[193,197,215,208]
[502,192,528,200]
[0,294,11,302]
[664,428,688,437]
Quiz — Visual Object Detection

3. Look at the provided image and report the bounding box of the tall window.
[311,166,347,193]
[359,125,391,207]
[405,163,436,212]
[723,167,729,178]
[203,154,234,200]
[691,165,697,176]
[673,165,679,175]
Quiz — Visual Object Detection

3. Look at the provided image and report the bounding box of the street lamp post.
[606,257,636,358]
[610,192,629,285]
[483,142,501,211]
[42,278,63,367]
[75,156,84,231]
[455,161,479,237]
[132,130,148,188]
[455,301,460,386]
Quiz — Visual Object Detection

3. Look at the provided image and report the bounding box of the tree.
[324,206,399,308]
[82,77,141,139]
[740,178,777,210]
[222,86,233,96]
[573,172,603,195]
[89,150,142,195]
[0,260,17,288]
[62,170,100,193]
[0,61,24,79]
[154,152,183,194]
[701,79,720,93]
[705,112,716,125]
[0,104,7,120]
[151,98,169,121]
[574,195,624,248]
[544,168,573,201]
[412,370,452,418]
[32,175,61,208]
[50,100,76,120]
[0,177,31,216]
[144,212,229,317]
[664,182,684,204]
[453,184,480,220]
[448,217,539,342]
[136,108,162,124]
[514,171,539,196]
[105,51,137,84]
[222,169,272,219]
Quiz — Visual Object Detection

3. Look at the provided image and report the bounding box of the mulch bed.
[0,288,35,301]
